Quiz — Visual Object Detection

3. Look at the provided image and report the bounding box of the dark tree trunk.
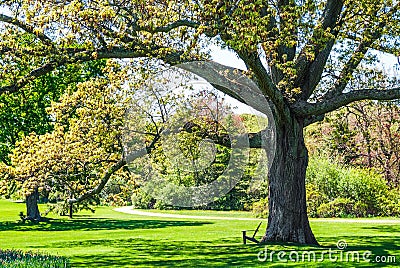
[69,203,73,218]
[261,113,318,245]
[26,188,41,221]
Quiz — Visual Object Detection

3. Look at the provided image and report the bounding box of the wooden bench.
[242,221,263,244]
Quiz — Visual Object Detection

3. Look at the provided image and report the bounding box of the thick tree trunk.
[261,114,318,245]
[26,188,41,221]
[69,203,73,218]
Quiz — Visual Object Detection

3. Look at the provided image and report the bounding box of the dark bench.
[242,221,263,244]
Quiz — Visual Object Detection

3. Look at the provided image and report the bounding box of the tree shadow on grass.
[361,224,400,234]
[314,225,400,268]
[64,236,400,268]
[56,238,264,267]
[0,218,211,232]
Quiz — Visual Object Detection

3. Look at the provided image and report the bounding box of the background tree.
[2,60,193,219]
[133,90,269,210]
[4,61,127,220]
[307,100,400,188]
[0,32,106,219]
[1,0,400,244]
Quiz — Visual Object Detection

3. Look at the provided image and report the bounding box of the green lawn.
[0,200,399,267]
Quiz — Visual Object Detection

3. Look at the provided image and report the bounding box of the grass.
[0,199,399,267]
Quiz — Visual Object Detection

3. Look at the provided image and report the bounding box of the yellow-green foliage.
[7,61,131,201]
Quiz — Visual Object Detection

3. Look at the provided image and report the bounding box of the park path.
[114,206,400,223]
[114,206,260,221]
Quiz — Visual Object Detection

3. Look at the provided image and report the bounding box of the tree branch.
[323,2,400,99]
[138,20,199,33]
[66,114,273,205]
[295,87,400,117]
[67,131,161,205]
[237,50,286,114]
[0,47,186,94]
[0,13,53,46]
[67,158,126,204]
[324,33,381,100]
[177,60,278,116]
[294,0,344,99]
[182,120,271,149]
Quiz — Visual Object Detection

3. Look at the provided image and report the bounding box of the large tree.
[1,0,400,244]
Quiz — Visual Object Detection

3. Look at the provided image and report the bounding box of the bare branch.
[345,33,400,57]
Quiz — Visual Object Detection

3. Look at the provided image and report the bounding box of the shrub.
[252,197,268,218]
[307,156,398,217]
[306,157,342,200]
[306,183,328,217]
[316,198,355,218]
[131,189,156,209]
[378,189,400,217]
[353,201,369,217]
[338,168,387,215]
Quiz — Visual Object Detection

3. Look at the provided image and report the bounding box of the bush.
[306,157,342,200]
[307,156,399,217]
[316,198,355,218]
[378,189,400,217]
[338,168,387,215]
[131,189,156,209]
[306,183,328,217]
[252,197,268,218]
[353,201,369,217]
[0,249,69,268]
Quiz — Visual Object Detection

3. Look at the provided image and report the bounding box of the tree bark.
[69,204,73,218]
[261,112,318,245]
[25,188,41,221]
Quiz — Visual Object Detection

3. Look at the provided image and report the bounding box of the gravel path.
[114,206,400,223]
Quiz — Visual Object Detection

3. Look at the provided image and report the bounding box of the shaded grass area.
[0,217,209,232]
[0,200,399,267]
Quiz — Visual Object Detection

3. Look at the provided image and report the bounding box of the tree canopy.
[1,0,399,116]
